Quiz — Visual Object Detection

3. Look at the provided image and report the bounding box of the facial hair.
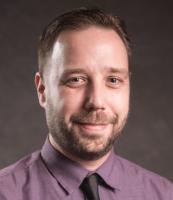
[46,101,128,161]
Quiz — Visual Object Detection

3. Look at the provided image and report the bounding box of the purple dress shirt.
[0,138,172,200]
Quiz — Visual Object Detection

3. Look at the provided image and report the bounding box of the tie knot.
[80,173,100,200]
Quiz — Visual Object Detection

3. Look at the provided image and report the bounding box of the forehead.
[57,26,127,54]
[50,26,128,77]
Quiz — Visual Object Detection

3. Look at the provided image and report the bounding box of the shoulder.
[0,151,41,199]
[0,150,40,178]
[113,154,173,199]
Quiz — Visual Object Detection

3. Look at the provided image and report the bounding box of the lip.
[77,123,109,132]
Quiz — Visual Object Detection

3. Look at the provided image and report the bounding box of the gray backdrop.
[0,0,173,181]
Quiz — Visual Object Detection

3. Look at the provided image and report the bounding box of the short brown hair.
[38,7,131,77]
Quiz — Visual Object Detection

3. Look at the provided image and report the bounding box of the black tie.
[80,173,100,200]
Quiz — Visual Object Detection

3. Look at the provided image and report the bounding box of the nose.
[84,82,105,111]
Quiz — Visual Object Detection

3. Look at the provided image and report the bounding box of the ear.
[35,72,46,108]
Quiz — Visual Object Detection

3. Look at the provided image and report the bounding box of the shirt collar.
[41,138,89,194]
[41,138,122,194]
[96,150,122,191]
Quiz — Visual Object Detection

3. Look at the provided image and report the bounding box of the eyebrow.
[61,66,129,76]
[61,68,87,76]
[104,67,129,75]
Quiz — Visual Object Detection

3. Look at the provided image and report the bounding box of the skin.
[35,26,130,170]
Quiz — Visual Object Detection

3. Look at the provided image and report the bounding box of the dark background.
[0,0,173,181]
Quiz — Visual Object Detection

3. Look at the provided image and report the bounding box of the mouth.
[76,123,109,132]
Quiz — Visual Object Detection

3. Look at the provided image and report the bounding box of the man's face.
[39,26,130,160]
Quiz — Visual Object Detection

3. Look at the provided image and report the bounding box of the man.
[0,7,172,200]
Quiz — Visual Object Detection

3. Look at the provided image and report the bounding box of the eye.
[64,76,87,88]
[106,76,122,88]
[109,77,118,83]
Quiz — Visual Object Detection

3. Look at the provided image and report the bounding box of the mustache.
[71,111,117,125]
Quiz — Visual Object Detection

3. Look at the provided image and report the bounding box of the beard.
[46,101,128,161]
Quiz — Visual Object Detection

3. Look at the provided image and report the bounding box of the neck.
[49,134,111,171]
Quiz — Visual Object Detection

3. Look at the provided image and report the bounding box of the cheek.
[59,88,86,118]
[108,88,130,115]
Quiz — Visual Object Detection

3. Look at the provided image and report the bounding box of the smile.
[77,123,109,132]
